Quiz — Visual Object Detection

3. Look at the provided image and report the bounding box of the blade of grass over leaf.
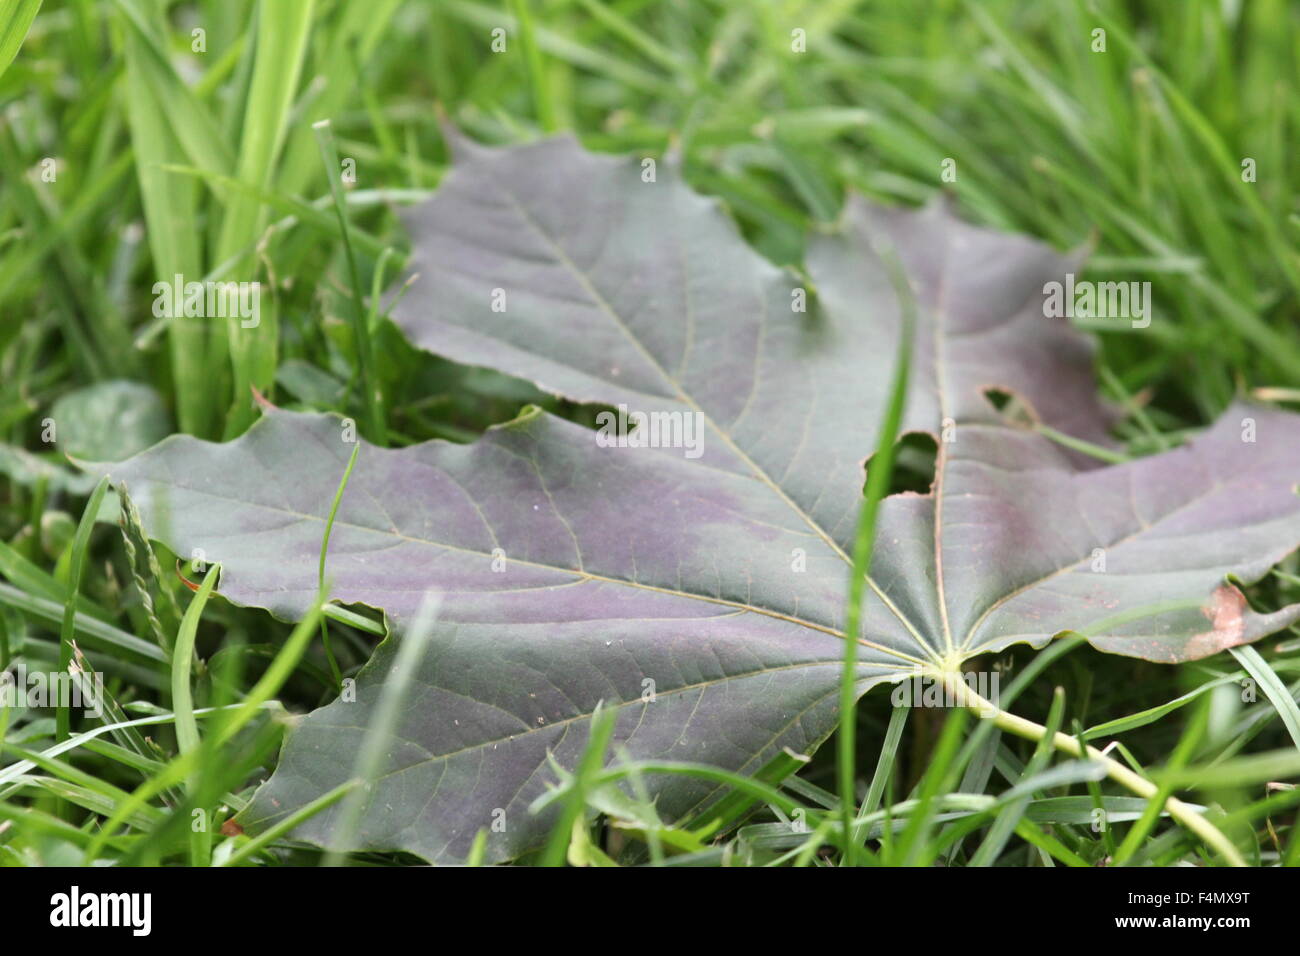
[317,438,361,689]
[539,701,618,867]
[322,593,440,866]
[220,779,358,867]
[837,244,915,864]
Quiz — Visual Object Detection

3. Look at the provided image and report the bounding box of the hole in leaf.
[984,387,1012,412]
[868,431,937,496]
[982,387,1037,428]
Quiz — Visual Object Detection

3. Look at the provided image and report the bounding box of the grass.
[0,0,1298,867]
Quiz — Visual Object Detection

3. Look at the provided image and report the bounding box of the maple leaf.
[87,136,1300,863]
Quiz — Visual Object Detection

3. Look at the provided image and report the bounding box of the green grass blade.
[171,564,220,864]
[217,0,317,436]
[0,0,42,80]
[313,121,387,444]
[837,245,916,864]
[1230,645,1300,750]
[970,687,1065,866]
[55,475,109,742]
[322,594,440,866]
[316,438,361,688]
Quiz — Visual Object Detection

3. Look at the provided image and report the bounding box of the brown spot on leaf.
[1185,584,1247,658]
[220,819,245,837]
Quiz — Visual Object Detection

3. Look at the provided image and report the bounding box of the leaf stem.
[938,672,1246,867]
